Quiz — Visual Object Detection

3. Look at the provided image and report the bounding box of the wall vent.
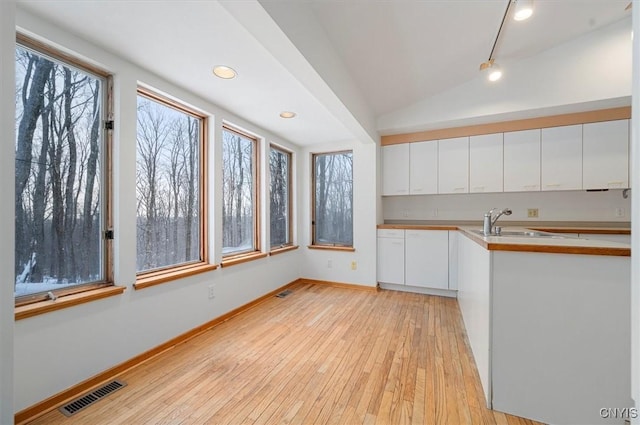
[276,289,293,298]
[59,380,126,417]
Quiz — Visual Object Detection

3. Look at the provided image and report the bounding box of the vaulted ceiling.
[16,0,633,146]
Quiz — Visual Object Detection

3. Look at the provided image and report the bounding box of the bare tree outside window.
[136,92,202,273]
[313,151,353,246]
[14,43,108,300]
[270,146,291,248]
[222,128,257,256]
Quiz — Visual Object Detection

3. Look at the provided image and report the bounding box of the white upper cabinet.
[438,137,469,194]
[541,125,582,191]
[583,120,629,190]
[409,141,438,195]
[382,144,409,196]
[469,133,503,193]
[503,129,541,192]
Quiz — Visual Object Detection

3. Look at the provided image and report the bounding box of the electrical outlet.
[208,284,216,299]
[527,208,539,218]
[615,208,625,217]
[403,209,409,218]
[327,259,332,269]
[432,209,438,217]
[351,261,357,270]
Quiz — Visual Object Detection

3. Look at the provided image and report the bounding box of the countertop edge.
[376,225,631,257]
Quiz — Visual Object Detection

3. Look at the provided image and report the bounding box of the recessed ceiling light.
[279,111,297,119]
[212,66,237,79]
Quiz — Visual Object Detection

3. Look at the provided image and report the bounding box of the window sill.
[134,263,218,290]
[15,285,126,321]
[221,252,268,268]
[269,245,299,256]
[307,245,355,252]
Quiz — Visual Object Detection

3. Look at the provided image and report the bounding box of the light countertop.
[377,223,631,257]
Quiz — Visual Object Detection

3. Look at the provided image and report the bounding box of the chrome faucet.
[483,208,512,235]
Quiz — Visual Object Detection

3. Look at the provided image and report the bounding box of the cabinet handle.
[413,188,423,191]
[473,186,485,191]
[392,241,403,246]
[545,183,561,188]
[607,181,624,187]
[523,185,539,190]
[454,187,466,192]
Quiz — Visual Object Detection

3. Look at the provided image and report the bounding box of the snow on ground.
[14,281,77,297]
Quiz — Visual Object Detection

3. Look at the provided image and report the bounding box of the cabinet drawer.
[377,229,405,238]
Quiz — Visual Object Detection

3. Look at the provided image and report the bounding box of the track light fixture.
[514,0,534,21]
[479,60,503,82]
[478,1,511,82]
[478,0,534,82]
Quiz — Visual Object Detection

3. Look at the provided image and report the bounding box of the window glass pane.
[14,46,104,297]
[136,94,201,273]
[313,151,353,246]
[222,129,256,255]
[270,147,291,247]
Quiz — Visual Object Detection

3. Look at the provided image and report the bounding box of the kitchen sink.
[470,229,569,239]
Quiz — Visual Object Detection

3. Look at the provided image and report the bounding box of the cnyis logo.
[599,407,638,419]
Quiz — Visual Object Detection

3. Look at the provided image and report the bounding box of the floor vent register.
[59,380,127,417]
[275,289,293,298]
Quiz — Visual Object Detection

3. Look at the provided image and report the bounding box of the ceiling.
[16,0,632,146]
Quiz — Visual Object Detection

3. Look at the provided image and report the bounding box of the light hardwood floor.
[28,282,543,425]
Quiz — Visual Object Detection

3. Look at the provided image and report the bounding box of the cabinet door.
[405,230,449,289]
[438,137,469,194]
[470,133,503,193]
[504,129,541,192]
[409,141,438,195]
[541,125,582,191]
[583,120,629,190]
[377,231,405,284]
[382,144,410,196]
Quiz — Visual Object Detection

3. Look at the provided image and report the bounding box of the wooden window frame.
[134,88,213,290]
[14,34,117,309]
[310,150,354,250]
[269,144,294,251]
[221,125,261,261]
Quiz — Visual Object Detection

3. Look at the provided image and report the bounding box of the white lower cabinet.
[376,229,405,284]
[377,229,454,291]
[405,230,449,289]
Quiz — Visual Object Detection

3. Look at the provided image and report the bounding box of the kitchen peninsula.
[378,223,631,425]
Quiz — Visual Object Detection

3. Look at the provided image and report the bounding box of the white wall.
[13,8,304,412]
[300,141,378,287]
[255,0,378,144]
[631,2,639,422]
[383,189,631,223]
[378,17,632,135]
[0,1,16,423]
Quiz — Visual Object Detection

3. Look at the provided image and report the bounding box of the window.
[222,126,259,256]
[135,89,208,278]
[312,151,353,247]
[14,36,112,305]
[269,145,292,248]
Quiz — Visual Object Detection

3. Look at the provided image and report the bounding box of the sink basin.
[470,229,569,239]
